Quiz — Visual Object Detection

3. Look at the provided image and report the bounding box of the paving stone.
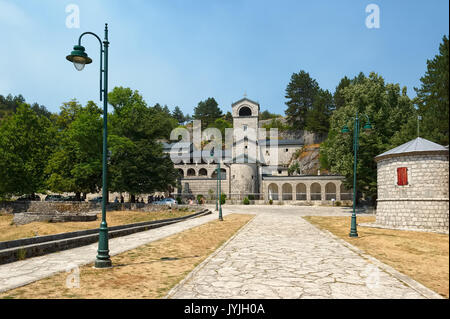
[168,211,436,299]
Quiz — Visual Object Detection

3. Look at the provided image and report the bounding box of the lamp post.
[215,161,219,212]
[218,160,223,221]
[341,110,372,238]
[210,150,223,221]
[66,24,112,268]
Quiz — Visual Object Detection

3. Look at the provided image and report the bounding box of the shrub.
[220,193,227,205]
[176,197,182,204]
[16,248,27,261]
[196,194,204,204]
[243,197,250,205]
[269,199,273,205]
[335,201,342,207]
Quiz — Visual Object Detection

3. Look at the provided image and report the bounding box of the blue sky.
[0,0,448,115]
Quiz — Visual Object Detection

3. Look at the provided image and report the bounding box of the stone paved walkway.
[0,211,227,293]
[167,213,441,299]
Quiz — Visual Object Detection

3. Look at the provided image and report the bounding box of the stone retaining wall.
[2,201,201,225]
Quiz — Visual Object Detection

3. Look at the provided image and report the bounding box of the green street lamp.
[67,24,112,268]
[210,150,218,211]
[342,111,373,238]
[210,149,223,221]
[217,159,223,221]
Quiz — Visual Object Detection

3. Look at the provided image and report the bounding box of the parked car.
[17,194,41,201]
[89,196,103,203]
[45,194,64,202]
[153,198,177,206]
[62,195,82,202]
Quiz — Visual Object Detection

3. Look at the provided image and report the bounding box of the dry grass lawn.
[304,216,449,298]
[0,209,195,242]
[0,213,254,299]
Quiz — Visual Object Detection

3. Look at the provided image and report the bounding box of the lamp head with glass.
[66,45,92,71]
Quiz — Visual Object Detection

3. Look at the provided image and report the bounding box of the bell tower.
[231,97,260,133]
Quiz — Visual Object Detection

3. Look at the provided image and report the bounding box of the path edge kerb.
[164,213,257,299]
[302,217,444,299]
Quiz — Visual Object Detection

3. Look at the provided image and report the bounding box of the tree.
[305,89,333,134]
[0,94,50,121]
[0,94,25,120]
[108,138,177,202]
[193,97,223,129]
[208,118,232,138]
[107,87,178,201]
[259,110,281,120]
[53,100,83,130]
[414,35,449,145]
[224,111,233,122]
[389,36,449,147]
[285,71,320,130]
[172,106,186,124]
[320,73,415,202]
[45,101,103,199]
[333,76,351,110]
[108,87,177,141]
[0,104,56,197]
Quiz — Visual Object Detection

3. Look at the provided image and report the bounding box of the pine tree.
[333,76,351,110]
[285,71,320,130]
[172,106,185,124]
[414,35,449,145]
[193,97,223,129]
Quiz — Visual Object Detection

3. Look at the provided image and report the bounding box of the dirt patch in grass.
[0,209,195,242]
[304,216,449,298]
[0,213,254,299]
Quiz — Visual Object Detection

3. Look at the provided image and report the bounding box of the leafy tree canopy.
[320,72,415,200]
[45,101,103,197]
[0,104,56,197]
[107,87,178,199]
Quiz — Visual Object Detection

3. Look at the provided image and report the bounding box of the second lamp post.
[341,110,372,238]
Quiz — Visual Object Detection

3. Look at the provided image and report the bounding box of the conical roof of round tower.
[375,137,449,161]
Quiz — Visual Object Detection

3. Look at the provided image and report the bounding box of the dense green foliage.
[0,94,51,121]
[45,101,103,199]
[320,73,415,201]
[0,87,181,201]
[0,104,56,196]
[107,87,179,201]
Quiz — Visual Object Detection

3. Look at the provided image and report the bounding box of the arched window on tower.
[239,106,252,116]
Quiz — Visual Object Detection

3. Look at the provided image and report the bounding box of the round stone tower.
[375,137,449,233]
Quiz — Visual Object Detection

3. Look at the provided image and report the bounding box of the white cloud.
[0,0,33,28]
